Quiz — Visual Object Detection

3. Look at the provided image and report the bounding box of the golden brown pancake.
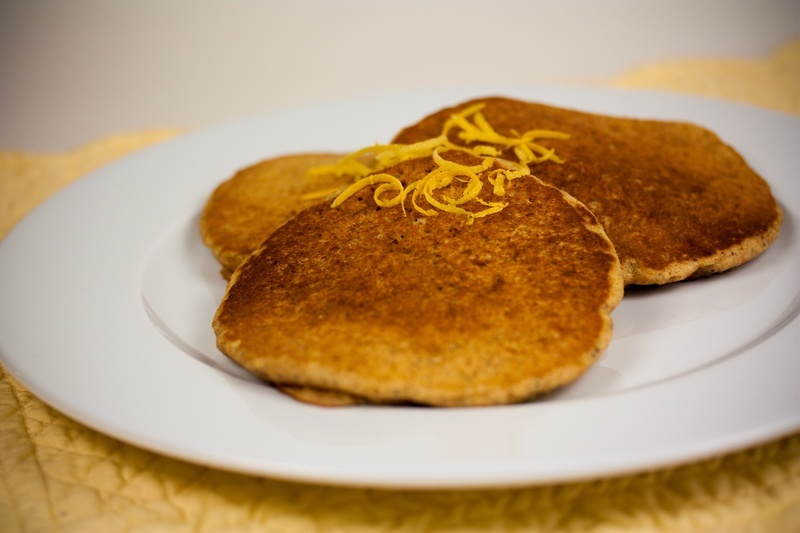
[213,154,624,406]
[200,152,345,277]
[274,384,370,406]
[392,97,783,285]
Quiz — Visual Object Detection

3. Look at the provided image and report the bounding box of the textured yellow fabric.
[0,129,185,241]
[611,39,800,115]
[1,38,799,533]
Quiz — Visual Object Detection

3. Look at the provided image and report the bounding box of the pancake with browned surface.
[273,383,404,406]
[200,153,344,277]
[392,97,783,285]
[213,154,623,406]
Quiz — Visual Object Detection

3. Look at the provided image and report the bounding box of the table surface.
[1,0,799,151]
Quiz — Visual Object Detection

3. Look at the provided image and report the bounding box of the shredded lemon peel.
[306,103,569,223]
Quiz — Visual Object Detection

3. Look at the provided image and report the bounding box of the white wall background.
[1,0,798,150]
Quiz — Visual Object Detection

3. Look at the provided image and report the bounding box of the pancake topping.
[306,103,570,223]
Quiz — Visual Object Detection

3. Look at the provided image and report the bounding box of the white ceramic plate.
[1,87,798,489]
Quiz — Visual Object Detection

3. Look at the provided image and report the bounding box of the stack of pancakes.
[202,97,782,407]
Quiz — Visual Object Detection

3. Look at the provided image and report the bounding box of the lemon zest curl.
[306,103,569,222]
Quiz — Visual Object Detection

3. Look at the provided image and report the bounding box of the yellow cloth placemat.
[2,39,799,533]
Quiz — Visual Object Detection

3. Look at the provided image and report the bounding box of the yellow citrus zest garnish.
[305,103,569,223]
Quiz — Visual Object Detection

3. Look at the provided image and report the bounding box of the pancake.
[392,97,783,285]
[200,152,345,277]
[213,153,624,406]
[274,384,371,406]
[273,383,409,406]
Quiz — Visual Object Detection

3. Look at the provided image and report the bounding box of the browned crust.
[199,152,346,275]
[392,97,783,285]
[273,384,369,406]
[213,154,623,406]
